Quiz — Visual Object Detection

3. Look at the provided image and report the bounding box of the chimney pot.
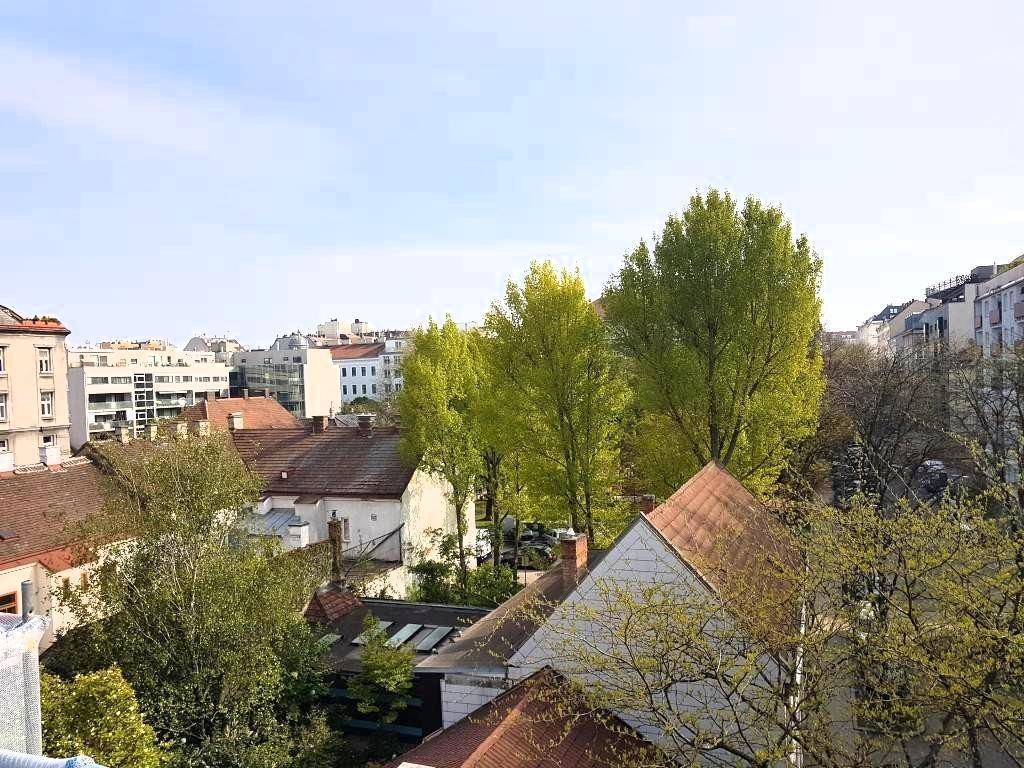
[228,412,244,431]
[39,445,62,467]
[0,452,14,473]
[640,494,656,514]
[560,533,588,588]
[356,413,375,437]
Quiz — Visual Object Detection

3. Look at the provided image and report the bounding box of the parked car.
[518,543,555,570]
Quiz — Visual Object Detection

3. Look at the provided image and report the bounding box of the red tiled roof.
[0,304,70,336]
[230,424,415,499]
[644,462,799,625]
[305,583,363,623]
[178,396,299,432]
[387,670,653,768]
[329,343,385,360]
[0,461,104,570]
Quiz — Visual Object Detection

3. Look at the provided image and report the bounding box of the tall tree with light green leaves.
[485,261,626,542]
[602,190,823,496]
[398,317,481,588]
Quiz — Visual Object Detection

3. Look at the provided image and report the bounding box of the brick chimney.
[328,514,344,583]
[195,419,211,437]
[312,415,328,434]
[356,413,374,437]
[560,533,588,587]
[640,494,656,514]
[228,412,244,431]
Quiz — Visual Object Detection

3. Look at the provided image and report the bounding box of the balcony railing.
[88,400,133,411]
[990,307,1002,326]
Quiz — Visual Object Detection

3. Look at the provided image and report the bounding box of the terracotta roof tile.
[387,670,653,768]
[231,424,415,499]
[645,461,799,629]
[178,396,298,432]
[304,583,362,623]
[0,461,104,569]
[329,343,385,360]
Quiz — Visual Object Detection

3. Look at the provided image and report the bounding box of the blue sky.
[2,2,1022,347]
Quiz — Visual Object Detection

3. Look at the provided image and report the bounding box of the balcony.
[990,307,1002,326]
[88,400,133,411]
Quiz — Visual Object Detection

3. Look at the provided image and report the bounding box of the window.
[342,385,348,395]
[293,356,302,363]
[341,367,346,377]
[40,391,54,418]
[371,366,376,376]
[182,376,192,382]
[371,383,377,394]
[89,376,110,385]
[361,366,366,376]
[264,357,272,364]
[0,439,8,453]
[0,393,6,422]
[130,358,138,364]
[341,518,351,542]
[38,347,52,374]
[361,384,367,395]
[111,376,131,384]
[98,355,108,366]
[0,346,5,373]
[0,592,15,613]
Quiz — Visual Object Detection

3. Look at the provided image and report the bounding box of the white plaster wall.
[0,561,90,651]
[440,678,508,729]
[401,468,476,564]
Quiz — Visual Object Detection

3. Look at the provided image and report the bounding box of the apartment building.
[973,260,1024,358]
[230,336,340,418]
[332,342,384,402]
[0,306,71,467]
[184,334,245,363]
[915,265,998,352]
[68,346,230,449]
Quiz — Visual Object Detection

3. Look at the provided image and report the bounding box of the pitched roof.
[328,342,385,360]
[644,461,799,624]
[387,670,653,768]
[178,396,299,432]
[304,582,363,623]
[0,304,70,336]
[230,424,416,499]
[0,461,104,570]
[417,550,608,672]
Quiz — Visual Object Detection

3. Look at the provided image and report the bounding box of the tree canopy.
[603,190,823,495]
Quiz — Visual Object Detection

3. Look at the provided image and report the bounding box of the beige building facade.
[0,305,71,468]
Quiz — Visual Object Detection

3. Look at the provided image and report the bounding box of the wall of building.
[68,350,230,449]
[0,331,71,466]
[974,263,1024,357]
[439,676,509,729]
[336,356,381,402]
[0,560,90,651]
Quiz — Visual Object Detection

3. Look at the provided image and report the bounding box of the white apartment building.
[0,306,72,467]
[973,260,1024,358]
[332,335,410,404]
[184,334,245,363]
[68,346,230,449]
[919,265,997,351]
[231,337,340,418]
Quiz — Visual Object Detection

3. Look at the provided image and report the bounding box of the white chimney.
[228,412,244,431]
[195,419,211,437]
[39,445,62,467]
[175,421,189,439]
[146,423,159,441]
[0,451,14,473]
[117,426,131,444]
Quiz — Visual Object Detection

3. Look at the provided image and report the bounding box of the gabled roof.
[387,670,653,768]
[304,582,362,623]
[0,460,104,570]
[328,343,385,360]
[178,396,299,432]
[230,424,415,499]
[417,550,608,672]
[644,461,799,624]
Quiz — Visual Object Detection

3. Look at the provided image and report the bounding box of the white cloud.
[0,41,327,162]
